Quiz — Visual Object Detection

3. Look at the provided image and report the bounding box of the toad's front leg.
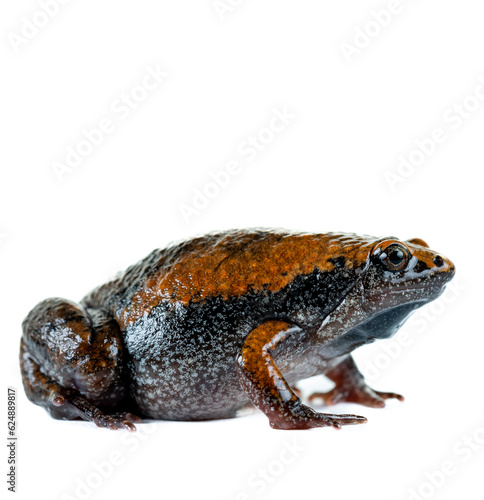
[236,321,367,430]
[308,355,404,408]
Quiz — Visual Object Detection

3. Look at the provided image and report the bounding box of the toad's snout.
[432,253,455,283]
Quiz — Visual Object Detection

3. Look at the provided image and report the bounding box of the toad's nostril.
[433,256,444,267]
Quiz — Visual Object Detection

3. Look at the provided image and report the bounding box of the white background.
[1,1,483,499]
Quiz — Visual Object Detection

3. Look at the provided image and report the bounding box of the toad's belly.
[126,346,337,421]
[122,316,338,421]
[122,304,254,420]
[126,336,250,421]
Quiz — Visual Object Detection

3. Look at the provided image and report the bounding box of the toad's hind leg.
[20,298,141,431]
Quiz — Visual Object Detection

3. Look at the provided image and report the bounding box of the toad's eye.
[379,244,409,271]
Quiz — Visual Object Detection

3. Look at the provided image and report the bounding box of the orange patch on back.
[118,230,382,328]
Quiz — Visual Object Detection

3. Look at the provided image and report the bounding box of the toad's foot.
[308,384,404,409]
[55,395,142,431]
[270,401,367,430]
[308,356,404,409]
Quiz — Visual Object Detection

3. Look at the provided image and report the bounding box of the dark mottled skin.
[20,228,455,431]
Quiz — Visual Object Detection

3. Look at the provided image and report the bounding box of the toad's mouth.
[387,283,446,294]
[363,283,447,305]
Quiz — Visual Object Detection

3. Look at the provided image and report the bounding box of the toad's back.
[82,228,377,329]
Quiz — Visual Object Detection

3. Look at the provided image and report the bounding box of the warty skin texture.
[20,228,455,430]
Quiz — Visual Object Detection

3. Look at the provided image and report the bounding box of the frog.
[20,228,455,431]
